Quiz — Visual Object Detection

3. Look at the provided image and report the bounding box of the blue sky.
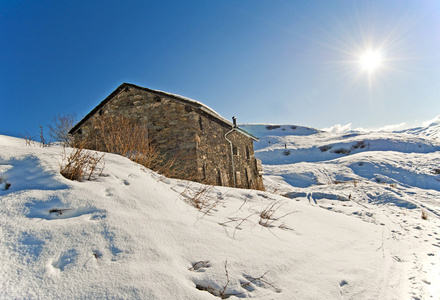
[1,0,440,138]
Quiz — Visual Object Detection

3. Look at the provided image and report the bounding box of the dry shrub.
[421,210,428,220]
[39,124,50,147]
[49,113,77,146]
[22,125,51,147]
[180,183,219,218]
[79,115,180,178]
[60,145,105,181]
[22,131,36,146]
[259,201,294,228]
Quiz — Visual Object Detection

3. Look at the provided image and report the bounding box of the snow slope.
[241,123,440,299]
[1,124,440,299]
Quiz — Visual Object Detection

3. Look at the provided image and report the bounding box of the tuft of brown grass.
[421,210,429,220]
[60,145,105,182]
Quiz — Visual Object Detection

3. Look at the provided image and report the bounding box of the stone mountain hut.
[69,83,264,190]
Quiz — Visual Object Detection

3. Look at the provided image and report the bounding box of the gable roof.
[69,83,258,141]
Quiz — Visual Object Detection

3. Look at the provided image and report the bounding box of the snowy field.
[1,118,440,299]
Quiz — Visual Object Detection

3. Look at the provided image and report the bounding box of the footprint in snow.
[46,249,77,277]
[339,280,352,296]
[105,188,113,197]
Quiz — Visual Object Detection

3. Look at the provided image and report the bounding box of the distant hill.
[397,117,440,140]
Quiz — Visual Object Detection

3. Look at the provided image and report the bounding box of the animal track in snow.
[105,188,113,197]
[46,249,77,277]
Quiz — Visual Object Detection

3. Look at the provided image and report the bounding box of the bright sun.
[359,50,382,72]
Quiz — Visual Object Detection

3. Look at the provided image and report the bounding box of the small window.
[199,116,203,131]
[233,146,238,156]
[217,169,222,186]
[202,164,206,181]
[245,146,250,159]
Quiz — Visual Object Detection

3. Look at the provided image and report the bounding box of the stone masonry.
[69,83,264,190]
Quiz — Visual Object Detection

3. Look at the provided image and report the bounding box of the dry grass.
[179,183,220,219]
[22,125,51,147]
[258,201,295,228]
[22,131,36,146]
[219,200,296,237]
[78,115,181,179]
[421,210,429,220]
[60,145,105,182]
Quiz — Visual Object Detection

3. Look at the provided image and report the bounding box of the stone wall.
[195,112,264,190]
[73,84,264,190]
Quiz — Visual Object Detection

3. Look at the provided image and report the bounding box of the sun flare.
[359,50,382,72]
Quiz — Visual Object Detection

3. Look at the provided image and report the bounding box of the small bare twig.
[241,271,281,293]
[48,208,73,216]
[219,214,255,238]
[39,124,50,147]
[219,259,230,297]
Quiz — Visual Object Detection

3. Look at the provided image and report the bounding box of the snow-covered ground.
[1,118,440,299]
